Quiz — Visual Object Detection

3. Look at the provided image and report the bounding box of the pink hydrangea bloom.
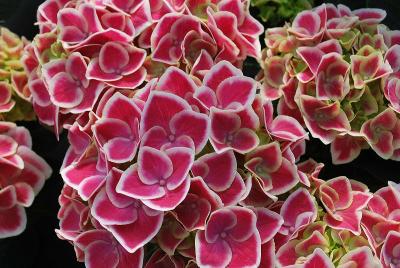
[0,122,51,238]
[259,3,400,163]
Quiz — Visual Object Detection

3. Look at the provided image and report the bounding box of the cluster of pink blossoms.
[0,28,35,121]
[19,0,400,267]
[260,3,400,164]
[23,0,263,135]
[0,122,52,238]
[0,28,52,239]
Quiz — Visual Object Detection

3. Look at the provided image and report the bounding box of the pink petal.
[203,60,242,91]
[217,172,246,206]
[338,246,380,268]
[91,190,137,225]
[268,158,300,196]
[280,188,317,232]
[169,110,210,153]
[382,231,400,267]
[49,72,84,108]
[0,204,26,238]
[142,177,190,211]
[0,135,17,157]
[353,8,387,24]
[104,68,146,89]
[195,231,232,267]
[229,233,261,267]
[269,115,307,142]
[138,146,173,184]
[302,248,335,268]
[14,183,34,207]
[192,150,236,192]
[164,147,194,190]
[141,91,191,134]
[331,135,362,165]
[108,208,163,253]
[156,67,198,99]
[215,76,256,111]
[117,164,165,200]
[0,186,17,209]
[252,207,283,243]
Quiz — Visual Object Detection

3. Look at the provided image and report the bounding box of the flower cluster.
[260,3,400,163]
[23,0,263,135]
[23,0,400,267]
[0,121,52,238]
[0,28,35,122]
[55,56,312,267]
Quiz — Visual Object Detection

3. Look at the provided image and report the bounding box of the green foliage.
[251,0,313,27]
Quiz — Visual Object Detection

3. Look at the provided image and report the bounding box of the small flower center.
[220,232,227,239]
[314,112,326,122]
[114,68,122,75]
[172,39,180,47]
[159,179,167,186]
[191,203,197,209]
[225,133,234,144]
[374,126,384,136]
[168,134,175,142]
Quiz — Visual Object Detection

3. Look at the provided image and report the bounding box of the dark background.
[0,0,399,267]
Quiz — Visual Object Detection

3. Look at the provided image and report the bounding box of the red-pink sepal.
[383,75,400,113]
[60,149,107,201]
[360,108,400,159]
[105,0,152,36]
[93,92,141,163]
[252,207,283,244]
[326,6,358,39]
[245,142,300,196]
[75,229,144,268]
[352,8,387,25]
[0,82,15,113]
[194,60,257,112]
[289,4,327,42]
[0,186,27,238]
[141,91,210,154]
[316,53,351,101]
[191,150,245,206]
[260,55,291,100]
[173,176,222,231]
[331,135,367,164]
[299,95,351,144]
[351,46,393,89]
[44,53,105,114]
[117,146,194,211]
[209,107,259,154]
[157,214,189,256]
[195,206,261,268]
[151,13,203,65]
[381,231,400,268]
[86,42,146,89]
[206,2,262,61]
[338,246,381,268]
[276,188,317,249]
[296,39,342,83]
[320,176,372,235]
[285,248,335,268]
[239,176,277,207]
[263,101,308,142]
[361,210,400,250]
